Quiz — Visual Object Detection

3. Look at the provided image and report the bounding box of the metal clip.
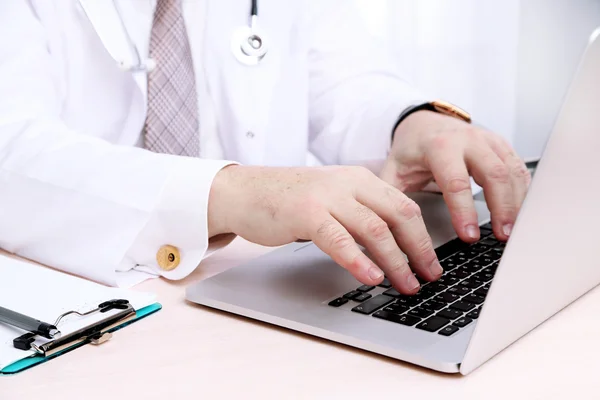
[90,332,113,345]
[12,299,135,356]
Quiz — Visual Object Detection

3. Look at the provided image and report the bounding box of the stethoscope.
[79,0,268,72]
[230,0,269,66]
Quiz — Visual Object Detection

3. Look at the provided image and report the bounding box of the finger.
[466,147,517,241]
[355,185,442,284]
[379,158,433,192]
[309,213,385,286]
[487,136,531,210]
[424,137,480,243]
[331,201,421,294]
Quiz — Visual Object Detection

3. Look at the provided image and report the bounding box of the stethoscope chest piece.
[231,24,268,66]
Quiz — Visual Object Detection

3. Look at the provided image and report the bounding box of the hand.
[208,165,443,294]
[380,110,531,243]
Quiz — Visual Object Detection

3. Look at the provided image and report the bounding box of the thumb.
[378,157,400,186]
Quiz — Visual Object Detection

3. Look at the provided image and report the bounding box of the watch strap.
[392,101,472,140]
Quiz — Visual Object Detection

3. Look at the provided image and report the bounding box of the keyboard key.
[481,222,492,230]
[439,325,460,336]
[482,265,497,275]
[465,249,482,258]
[487,251,502,261]
[471,244,490,253]
[435,292,460,304]
[440,259,459,271]
[383,288,402,298]
[417,316,450,332]
[354,293,372,302]
[383,303,409,314]
[461,262,482,274]
[425,283,447,294]
[437,276,459,286]
[418,287,437,298]
[396,295,422,307]
[448,286,471,296]
[437,308,463,320]
[373,311,421,326]
[477,255,494,265]
[443,256,457,263]
[463,293,485,305]
[474,287,489,297]
[435,238,470,260]
[473,271,494,282]
[450,301,476,312]
[357,285,375,292]
[480,237,499,246]
[328,298,348,307]
[456,267,477,279]
[467,308,481,319]
[343,290,361,300]
[422,300,445,311]
[448,269,470,279]
[453,317,473,328]
[460,279,484,289]
[408,307,435,318]
[352,295,394,315]
[455,255,469,264]
[378,278,392,288]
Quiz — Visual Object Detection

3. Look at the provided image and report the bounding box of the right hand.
[208,165,443,295]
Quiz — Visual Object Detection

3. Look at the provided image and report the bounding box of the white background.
[356,0,600,159]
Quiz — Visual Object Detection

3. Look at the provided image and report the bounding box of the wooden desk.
[3,238,600,399]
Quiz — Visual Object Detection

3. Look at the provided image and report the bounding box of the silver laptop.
[187,29,600,375]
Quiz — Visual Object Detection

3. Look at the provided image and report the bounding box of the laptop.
[186,28,600,375]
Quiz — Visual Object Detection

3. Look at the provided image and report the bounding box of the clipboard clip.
[13,299,136,357]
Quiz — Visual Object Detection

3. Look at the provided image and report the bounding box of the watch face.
[433,100,472,123]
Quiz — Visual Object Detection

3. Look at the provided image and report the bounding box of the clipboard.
[1,301,161,375]
[0,255,162,375]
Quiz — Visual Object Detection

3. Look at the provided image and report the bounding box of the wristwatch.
[392,100,472,138]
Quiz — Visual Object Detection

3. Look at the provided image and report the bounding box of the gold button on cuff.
[157,245,180,271]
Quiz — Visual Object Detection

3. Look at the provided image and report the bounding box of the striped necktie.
[144,0,200,156]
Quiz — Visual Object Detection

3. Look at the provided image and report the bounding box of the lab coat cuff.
[116,157,238,287]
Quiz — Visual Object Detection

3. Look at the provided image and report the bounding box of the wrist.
[393,101,472,141]
[394,109,438,140]
[208,164,239,238]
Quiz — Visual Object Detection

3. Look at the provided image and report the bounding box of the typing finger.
[331,201,420,295]
[309,213,385,286]
[487,136,531,211]
[355,184,442,284]
[466,146,517,241]
[425,138,480,242]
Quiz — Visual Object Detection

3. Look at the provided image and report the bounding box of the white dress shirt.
[0,1,426,287]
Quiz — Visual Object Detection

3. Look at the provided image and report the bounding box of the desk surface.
[3,238,600,399]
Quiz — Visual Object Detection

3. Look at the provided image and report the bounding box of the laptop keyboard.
[327,223,503,337]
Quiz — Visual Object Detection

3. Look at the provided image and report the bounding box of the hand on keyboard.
[380,110,531,243]
[210,165,442,294]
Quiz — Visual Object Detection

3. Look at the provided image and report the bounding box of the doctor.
[0,1,529,294]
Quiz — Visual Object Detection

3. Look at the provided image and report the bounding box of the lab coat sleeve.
[0,3,234,287]
[306,1,430,170]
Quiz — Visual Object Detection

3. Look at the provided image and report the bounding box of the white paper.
[0,256,155,370]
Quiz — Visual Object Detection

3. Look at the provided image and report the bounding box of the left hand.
[379,110,531,243]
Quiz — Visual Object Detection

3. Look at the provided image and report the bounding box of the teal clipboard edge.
[0,303,162,375]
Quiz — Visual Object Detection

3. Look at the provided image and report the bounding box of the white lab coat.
[0,0,425,287]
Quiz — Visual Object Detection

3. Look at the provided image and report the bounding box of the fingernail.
[466,225,479,240]
[429,260,443,277]
[368,267,384,281]
[407,274,420,291]
[503,224,513,237]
